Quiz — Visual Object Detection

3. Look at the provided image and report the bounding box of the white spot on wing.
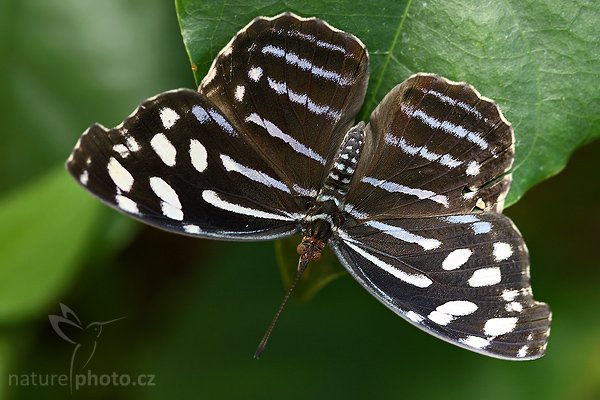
[344,204,368,220]
[115,195,139,215]
[268,77,287,94]
[343,240,433,288]
[208,109,236,136]
[428,300,478,325]
[505,302,523,312]
[285,29,348,54]
[160,203,183,221]
[220,154,290,193]
[466,160,481,176]
[493,242,513,261]
[440,215,492,234]
[267,77,341,120]
[472,221,492,234]
[422,88,484,120]
[293,184,318,198]
[149,177,181,208]
[202,190,296,221]
[246,113,325,165]
[463,190,478,200]
[468,267,502,287]
[79,170,89,185]
[107,157,134,192]
[126,136,140,152]
[405,311,424,323]
[484,317,518,336]
[365,220,441,250]
[113,144,130,158]
[261,45,350,85]
[192,106,236,136]
[189,139,208,172]
[248,66,263,81]
[502,289,519,301]
[192,106,209,123]
[235,85,245,102]
[442,215,478,224]
[517,345,529,358]
[459,335,490,349]
[401,104,489,150]
[149,177,183,221]
[385,134,462,168]
[427,311,454,325]
[151,133,177,166]
[362,176,449,207]
[183,224,201,234]
[160,107,180,129]
[442,249,472,270]
[436,300,478,316]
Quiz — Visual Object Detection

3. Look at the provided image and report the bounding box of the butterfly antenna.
[254,257,309,359]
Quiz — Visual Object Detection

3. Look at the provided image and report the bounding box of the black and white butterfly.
[67,12,551,360]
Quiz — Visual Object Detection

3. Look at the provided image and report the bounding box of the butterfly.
[66,12,551,360]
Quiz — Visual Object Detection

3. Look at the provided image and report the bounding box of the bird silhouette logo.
[49,303,124,392]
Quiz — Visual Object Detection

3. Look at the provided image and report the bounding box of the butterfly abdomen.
[318,122,365,205]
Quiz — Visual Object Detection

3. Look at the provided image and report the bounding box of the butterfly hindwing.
[335,74,550,359]
[345,73,514,219]
[331,213,551,360]
[200,13,370,195]
[67,89,303,240]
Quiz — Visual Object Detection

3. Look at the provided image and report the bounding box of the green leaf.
[274,236,346,302]
[0,0,192,325]
[177,0,600,203]
[0,167,103,323]
[176,0,600,299]
[0,0,192,193]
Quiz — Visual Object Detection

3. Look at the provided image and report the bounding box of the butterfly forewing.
[67,89,302,240]
[331,213,550,360]
[345,74,514,219]
[200,13,369,195]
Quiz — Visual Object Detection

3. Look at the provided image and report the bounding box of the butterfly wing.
[331,214,551,360]
[67,13,368,240]
[67,90,302,240]
[344,73,513,219]
[200,13,369,195]
[337,73,550,359]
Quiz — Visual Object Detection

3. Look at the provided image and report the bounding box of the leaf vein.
[363,0,414,119]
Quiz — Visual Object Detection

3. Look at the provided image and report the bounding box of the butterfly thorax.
[298,123,365,262]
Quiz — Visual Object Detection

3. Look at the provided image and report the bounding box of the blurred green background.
[0,0,599,399]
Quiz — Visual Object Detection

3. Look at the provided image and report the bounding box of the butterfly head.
[297,236,326,263]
